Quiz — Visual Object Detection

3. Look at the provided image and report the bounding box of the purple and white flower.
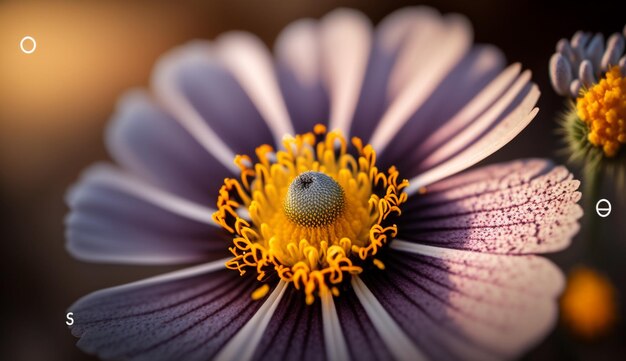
[66,7,582,361]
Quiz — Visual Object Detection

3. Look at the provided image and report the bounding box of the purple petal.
[252,288,325,361]
[151,41,275,158]
[214,32,295,143]
[360,250,563,360]
[334,287,395,360]
[66,164,230,265]
[275,8,373,137]
[69,265,269,360]
[400,160,582,254]
[106,90,232,205]
[253,285,398,361]
[215,281,288,361]
[389,242,564,297]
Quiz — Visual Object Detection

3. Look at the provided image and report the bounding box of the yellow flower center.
[576,66,626,157]
[212,125,408,304]
[560,266,617,339]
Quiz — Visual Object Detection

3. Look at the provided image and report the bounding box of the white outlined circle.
[20,36,37,54]
[595,199,612,218]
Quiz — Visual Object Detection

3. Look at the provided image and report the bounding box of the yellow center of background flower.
[576,66,626,157]
[560,266,617,339]
[213,125,408,304]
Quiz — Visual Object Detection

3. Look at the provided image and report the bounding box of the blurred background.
[1,0,624,359]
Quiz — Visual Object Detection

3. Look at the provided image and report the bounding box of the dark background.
[1,0,625,359]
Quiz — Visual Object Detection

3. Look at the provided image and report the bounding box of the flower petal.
[360,249,563,360]
[399,160,582,253]
[215,32,295,143]
[251,283,399,361]
[321,292,350,361]
[409,62,520,164]
[319,8,372,137]
[389,241,565,297]
[66,164,229,265]
[403,67,534,178]
[404,82,539,191]
[151,41,273,172]
[333,286,395,360]
[400,160,582,254]
[106,90,233,205]
[350,7,438,142]
[69,260,277,360]
[368,11,472,154]
[274,19,330,134]
[383,50,512,173]
[352,276,428,361]
[251,287,325,361]
[215,281,288,361]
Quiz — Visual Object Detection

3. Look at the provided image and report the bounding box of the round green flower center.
[284,171,346,228]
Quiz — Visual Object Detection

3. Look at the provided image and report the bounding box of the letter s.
[66,312,74,326]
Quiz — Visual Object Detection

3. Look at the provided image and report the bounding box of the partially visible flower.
[549,26,626,195]
[66,7,582,361]
[561,266,617,339]
[550,27,626,99]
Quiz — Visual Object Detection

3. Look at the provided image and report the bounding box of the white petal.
[349,7,440,142]
[385,242,563,358]
[369,14,472,153]
[419,69,532,168]
[352,276,428,361]
[370,249,563,360]
[321,292,351,361]
[68,164,217,225]
[151,42,239,173]
[413,63,521,162]
[320,8,372,136]
[275,19,321,86]
[214,281,288,361]
[406,86,540,194]
[75,257,229,300]
[105,90,234,205]
[274,19,330,133]
[376,7,441,56]
[390,240,565,296]
[216,32,295,143]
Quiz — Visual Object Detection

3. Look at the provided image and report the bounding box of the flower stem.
[582,163,603,262]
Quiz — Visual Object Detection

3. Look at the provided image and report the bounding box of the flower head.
[550,27,626,99]
[66,7,582,361]
[549,25,626,197]
[213,126,408,304]
[576,66,626,157]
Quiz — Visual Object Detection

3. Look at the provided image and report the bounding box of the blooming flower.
[549,26,626,196]
[67,7,582,361]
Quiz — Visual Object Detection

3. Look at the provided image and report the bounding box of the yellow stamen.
[251,284,270,300]
[213,126,408,304]
[314,123,327,135]
[373,258,385,270]
[576,66,626,157]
